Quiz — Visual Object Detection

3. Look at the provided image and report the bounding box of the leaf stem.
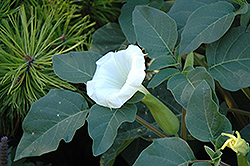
[215,81,249,127]
[241,88,250,101]
[135,115,168,138]
[181,108,187,141]
[227,108,250,117]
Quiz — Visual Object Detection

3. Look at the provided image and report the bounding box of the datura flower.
[87,45,180,135]
[86,45,146,108]
[221,131,249,156]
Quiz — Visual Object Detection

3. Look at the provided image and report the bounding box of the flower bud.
[141,93,180,135]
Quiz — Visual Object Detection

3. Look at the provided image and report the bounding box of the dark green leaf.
[87,104,137,156]
[134,137,195,166]
[100,138,134,166]
[186,81,232,142]
[179,1,236,56]
[53,51,101,84]
[148,0,164,9]
[119,0,149,43]
[206,26,250,91]
[133,5,177,59]
[127,91,145,104]
[192,163,212,166]
[168,0,219,31]
[90,23,127,55]
[15,89,89,161]
[168,67,217,109]
[148,68,179,88]
[240,124,250,142]
[148,56,178,70]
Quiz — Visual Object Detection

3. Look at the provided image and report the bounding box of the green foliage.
[53,51,101,83]
[14,89,89,161]
[0,3,93,135]
[90,23,127,55]
[133,5,177,59]
[207,26,250,91]
[87,104,137,156]
[134,137,195,165]
[13,0,250,165]
[74,0,123,27]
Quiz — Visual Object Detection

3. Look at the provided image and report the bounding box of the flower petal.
[87,45,146,108]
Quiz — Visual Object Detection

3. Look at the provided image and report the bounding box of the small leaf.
[53,51,101,84]
[87,104,137,156]
[206,26,250,91]
[15,89,89,161]
[90,23,127,55]
[148,68,179,88]
[148,56,178,70]
[133,5,177,59]
[134,137,195,166]
[186,81,232,142]
[168,67,217,109]
[183,52,194,73]
[118,0,149,43]
[179,1,236,56]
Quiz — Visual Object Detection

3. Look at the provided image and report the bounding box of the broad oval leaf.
[206,26,250,91]
[179,1,236,56]
[87,103,137,156]
[53,51,101,84]
[133,137,195,166]
[186,81,232,142]
[133,5,177,59]
[118,0,149,44]
[90,23,127,55]
[15,89,89,161]
[167,67,217,109]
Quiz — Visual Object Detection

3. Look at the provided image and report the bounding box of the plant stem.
[135,115,168,138]
[181,108,187,141]
[215,81,249,127]
[228,108,250,117]
[241,88,250,100]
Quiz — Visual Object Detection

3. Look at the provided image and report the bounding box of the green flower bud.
[141,93,180,135]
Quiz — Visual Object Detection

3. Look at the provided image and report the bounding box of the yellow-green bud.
[141,93,180,135]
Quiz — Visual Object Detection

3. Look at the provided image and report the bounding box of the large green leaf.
[133,5,177,59]
[53,51,101,84]
[14,89,89,161]
[118,0,149,44]
[167,67,217,109]
[168,0,219,32]
[179,1,236,56]
[133,137,195,166]
[186,81,232,142]
[206,26,250,91]
[87,104,137,156]
[90,23,127,55]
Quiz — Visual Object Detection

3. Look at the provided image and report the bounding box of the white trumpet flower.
[87,45,146,108]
